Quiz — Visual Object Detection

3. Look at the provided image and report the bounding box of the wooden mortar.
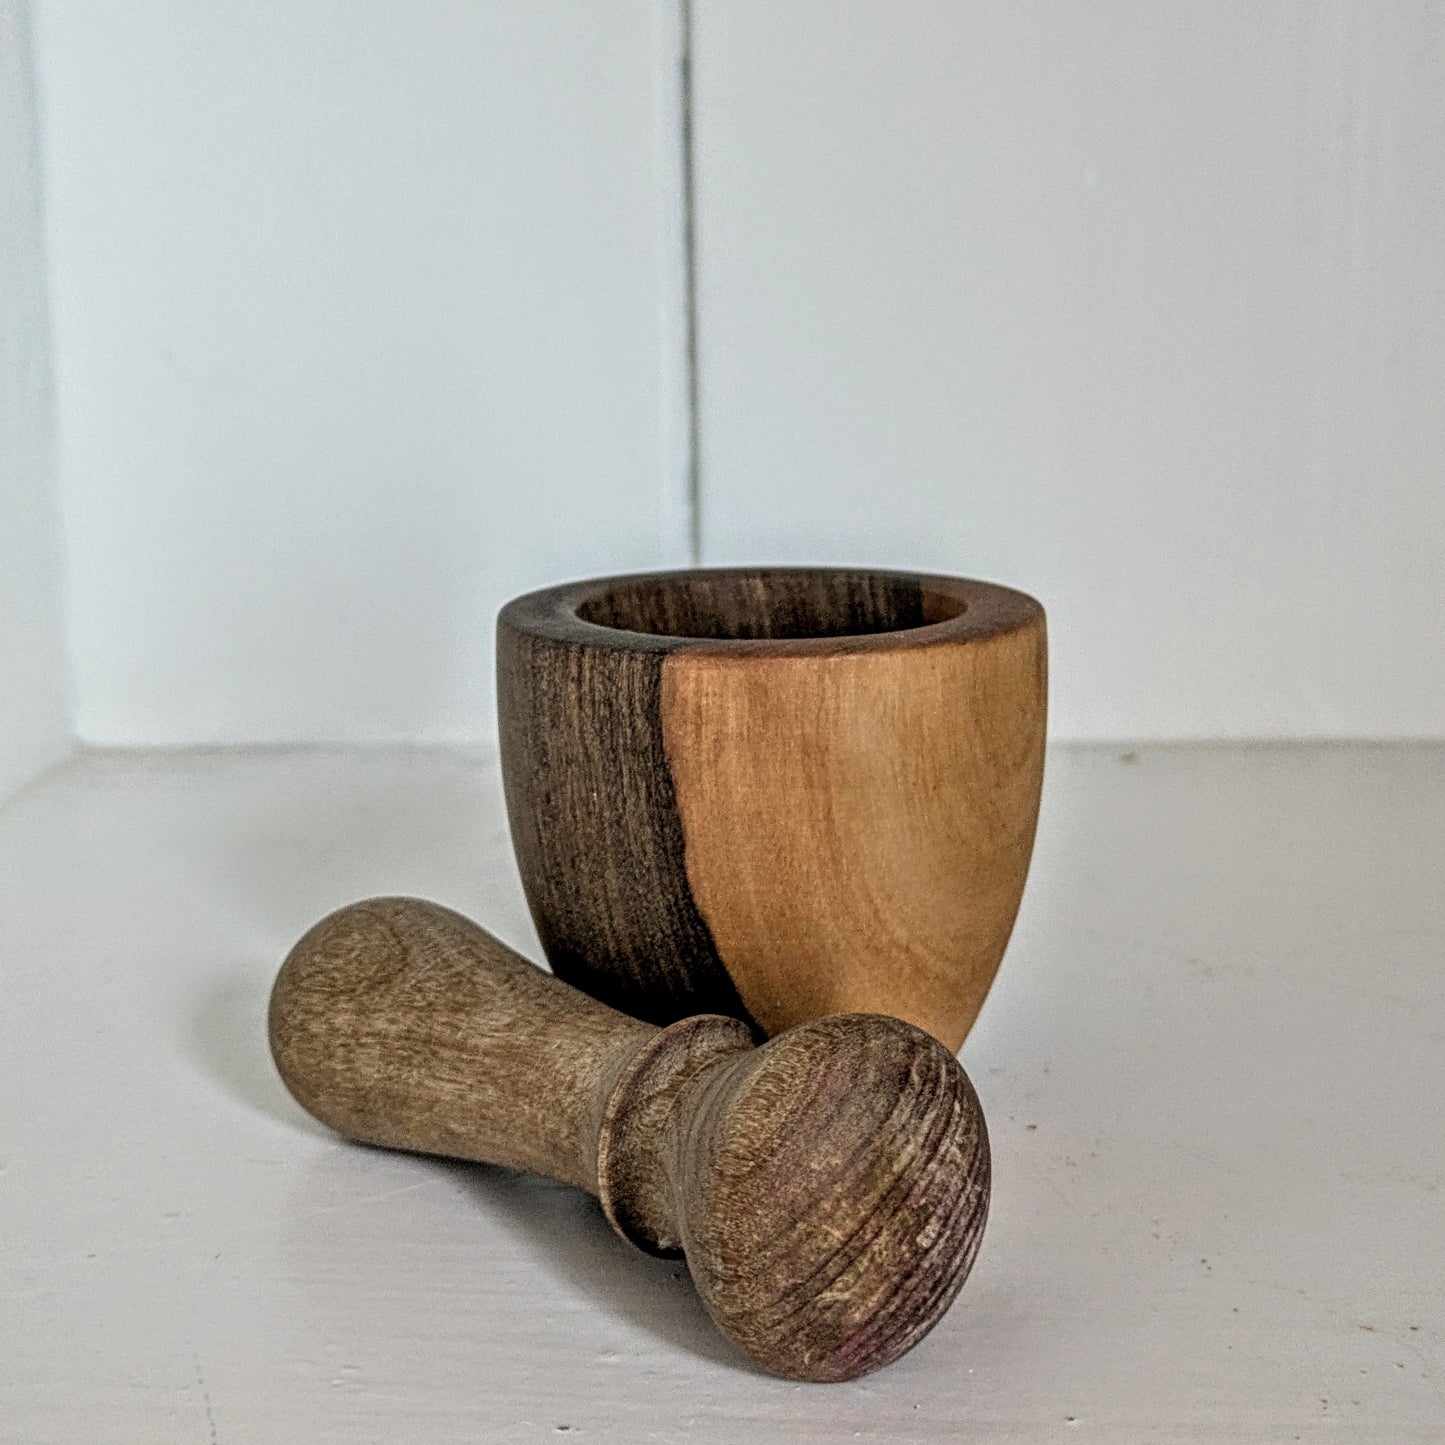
[497,565,1046,1051]
[269,897,991,1383]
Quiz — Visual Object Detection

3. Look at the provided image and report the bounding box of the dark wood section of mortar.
[498,567,1046,1052]
[496,603,749,1026]
[268,897,991,1383]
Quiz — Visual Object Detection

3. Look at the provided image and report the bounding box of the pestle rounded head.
[673,1012,990,1382]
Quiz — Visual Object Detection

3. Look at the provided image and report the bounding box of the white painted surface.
[31,1,689,747]
[23,3,1445,746]
[1,743,1440,1440]
[691,2,1445,741]
[0,0,71,799]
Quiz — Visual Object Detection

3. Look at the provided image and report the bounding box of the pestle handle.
[271,898,677,1193]
[269,897,990,1383]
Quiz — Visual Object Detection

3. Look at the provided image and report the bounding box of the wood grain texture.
[269,897,991,1383]
[269,896,656,1192]
[496,605,747,1025]
[498,567,1046,1051]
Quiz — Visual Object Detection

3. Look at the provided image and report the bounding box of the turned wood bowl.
[497,566,1046,1052]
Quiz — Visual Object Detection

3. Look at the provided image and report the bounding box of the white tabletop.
[1,742,1440,1442]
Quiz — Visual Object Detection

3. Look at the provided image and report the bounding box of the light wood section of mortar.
[661,604,1045,1050]
[498,567,1046,1052]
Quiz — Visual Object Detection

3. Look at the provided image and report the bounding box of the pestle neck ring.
[595,1014,756,1255]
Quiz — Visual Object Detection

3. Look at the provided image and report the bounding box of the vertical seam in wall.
[678,0,702,566]
[12,0,80,760]
[653,0,699,569]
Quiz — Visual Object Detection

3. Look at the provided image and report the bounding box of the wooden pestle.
[268,897,990,1382]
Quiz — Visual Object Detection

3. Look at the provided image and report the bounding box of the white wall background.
[32,0,691,747]
[0,0,71,798]
[692,0,1445,740]
[2,0,1442,776]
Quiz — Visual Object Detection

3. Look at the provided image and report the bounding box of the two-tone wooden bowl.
[498,566,1046,1052]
